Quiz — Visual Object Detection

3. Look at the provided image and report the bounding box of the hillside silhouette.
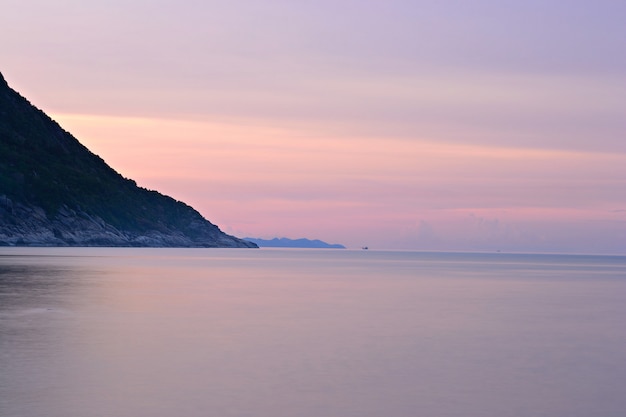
[0,72,255,247]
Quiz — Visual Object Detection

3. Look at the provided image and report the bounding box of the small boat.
[362,246,368,250]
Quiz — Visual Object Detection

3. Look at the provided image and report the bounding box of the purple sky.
[2,0,625,252]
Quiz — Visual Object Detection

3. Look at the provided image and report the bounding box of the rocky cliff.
[0,72,256,247]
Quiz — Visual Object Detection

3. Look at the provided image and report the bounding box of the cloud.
[4,1,626,253]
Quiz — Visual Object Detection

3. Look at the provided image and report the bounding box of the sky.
[2,0,625,253]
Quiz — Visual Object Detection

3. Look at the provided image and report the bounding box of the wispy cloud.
[4,0,625,252]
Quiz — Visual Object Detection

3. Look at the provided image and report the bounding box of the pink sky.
[2,1,625,253]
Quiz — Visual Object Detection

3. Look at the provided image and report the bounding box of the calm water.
[1,248,625,417]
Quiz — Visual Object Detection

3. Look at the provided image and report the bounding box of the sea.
[1,247,625,417]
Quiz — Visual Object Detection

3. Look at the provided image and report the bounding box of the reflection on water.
[1,248,625,417]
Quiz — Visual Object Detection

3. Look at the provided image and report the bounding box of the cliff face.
[0,72,256,247]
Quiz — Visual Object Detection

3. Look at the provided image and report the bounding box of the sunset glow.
[3,1,625,252]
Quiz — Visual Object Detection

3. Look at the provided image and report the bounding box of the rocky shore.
[0,197,255,247]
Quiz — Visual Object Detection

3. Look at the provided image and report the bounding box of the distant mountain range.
[0,71,255,247]
[244,237,346,249]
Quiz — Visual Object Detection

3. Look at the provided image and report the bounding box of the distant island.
[244,237,346,249]
[0,71,256,248]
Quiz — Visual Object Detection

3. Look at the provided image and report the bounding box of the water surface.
[1,248,625,417]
